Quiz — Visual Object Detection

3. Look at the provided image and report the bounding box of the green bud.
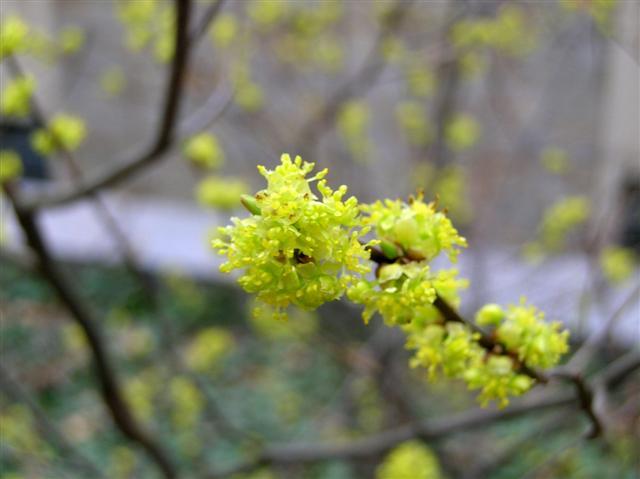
[475,303,505,326]
[380,239,400,260]
[379,263,404,283]
[240,194,261,215]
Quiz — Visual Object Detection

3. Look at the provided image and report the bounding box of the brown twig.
[19,0,193,212]
[206,345,639,478]
[294,0,414,155]
[6,55,157,298]
[551,370,603,438]
[188,0,228,46]
[4,184,178,478]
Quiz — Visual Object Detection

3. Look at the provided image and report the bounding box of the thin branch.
[551,370,603,438]
[19,0,193,212]
[294,0,414,154]
[7,54,160,298]
[568,283,640,370]
[208,393,576,478]
[207,347,640,478]
[4,184,178,479]
[189,0,228,46]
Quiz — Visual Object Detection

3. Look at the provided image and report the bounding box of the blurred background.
[0,1,638,478]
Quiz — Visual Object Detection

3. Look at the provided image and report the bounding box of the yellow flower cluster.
[214,154,570,407]
[214,154,372,319]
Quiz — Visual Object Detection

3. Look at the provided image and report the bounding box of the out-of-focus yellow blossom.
[1,405,48,455]
[451,5,536,57]
[376,440,443,479]
[540,147,570,175]
[115,0,158,51]
[381,37,407,64]
[0,150,23,183]
[169,376,204,430]
[60,323,88,354]
[405,64,435,98]
[32,113,87,155]
[522,240,546,264]
[459,51,487,79]
[99,66,126,97]
[395,101,432,147]
[445,114,480,152]
[0,15,29,59]
[247,0,290,28]
[337,100,370,161]
[230,469,277,479]
[184,327,235,373]
[124,370,160,423]
[25,30,58,63]
[59,26,85,54]
[108,446,137,479]
[235,80,264,112]
[353,376,385,432]
[539,196,590,251]
[413,164,471,223]
[153,6,175,63]
[1,76,35,118]
[249,300,319,340]
[183,132,224,169]
[231,62,265,112]
[600,246,637,284]
[313,37,343,73]
[196,176,249,210]
[560,0,618,31]
[121,326,155,359]
[210,13,238,48]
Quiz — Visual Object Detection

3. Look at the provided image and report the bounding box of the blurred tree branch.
[3,182,179,479]
[294,0,415,155]
[18,0,198,212]
[206,349,638,478]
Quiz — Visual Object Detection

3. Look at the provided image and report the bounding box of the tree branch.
[4,184,178,478]
[189,0,228,46]
[19,0,193,212]
[206,347,640,478]
[294,0,414,154]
